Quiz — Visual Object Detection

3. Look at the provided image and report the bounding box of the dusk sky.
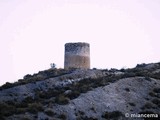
[0,0,160,85]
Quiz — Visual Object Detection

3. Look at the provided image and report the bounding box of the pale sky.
[0,0,160,85]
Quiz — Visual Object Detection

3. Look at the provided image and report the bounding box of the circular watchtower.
[64,42,90,69]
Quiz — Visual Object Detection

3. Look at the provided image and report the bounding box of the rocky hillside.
[0,62,160,120]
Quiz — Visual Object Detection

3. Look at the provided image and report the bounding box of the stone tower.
[64,42,90,69]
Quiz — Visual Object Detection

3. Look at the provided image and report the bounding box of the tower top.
[65,42,89,52]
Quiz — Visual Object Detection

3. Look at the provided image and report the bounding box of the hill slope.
[0,62,160,120]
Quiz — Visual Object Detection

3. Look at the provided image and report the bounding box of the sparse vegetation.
[152,98,160,107]
[90,107,96,113]
[58,113,67,120]
[0,62,160,119]
[0,68,74,90]
[149,88,160,98]
[55,95,70,105]
[44,109,55,116]
[21,116,31,120]
[153,88,160,93]
[124,88,130,92]
[0,102,16,117]
[129,102,136,106]
[101,111,123,119]
[141,102,154,110]
[50,63,56,69]
[27,102,44,114]
[0,101,44,119]
[1,62,160,91]
[149,92,157,97]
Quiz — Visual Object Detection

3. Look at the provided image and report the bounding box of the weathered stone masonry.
[64,42,90,69]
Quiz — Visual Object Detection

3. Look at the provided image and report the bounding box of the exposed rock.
[0,69,105,102]
[0,62,160,120]
[53,77,160,119]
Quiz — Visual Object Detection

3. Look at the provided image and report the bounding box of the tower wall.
[64,42,90,69]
